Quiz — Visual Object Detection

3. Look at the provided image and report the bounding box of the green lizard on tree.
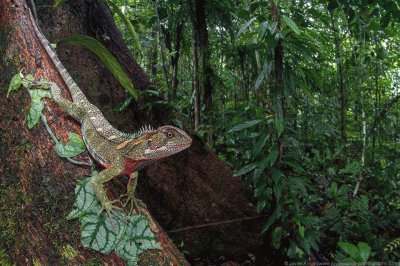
[26,13,192,215]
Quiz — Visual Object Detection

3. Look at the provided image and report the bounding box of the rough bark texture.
[0,1,188,265]
[0,0,263,264]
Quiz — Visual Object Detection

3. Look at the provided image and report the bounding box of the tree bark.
[329,9,346,142]
[171,21,183,100]
[271,1,285,163]
[0,0,263,264]
[193,0,213,116]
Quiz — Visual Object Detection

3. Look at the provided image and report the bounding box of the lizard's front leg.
[91,165,124,216]
[119,171,140,214]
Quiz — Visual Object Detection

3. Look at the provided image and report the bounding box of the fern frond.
[385,237,400,253]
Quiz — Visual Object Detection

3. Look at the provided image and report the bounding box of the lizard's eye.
[167,132,173,138]
[147,139,152,146]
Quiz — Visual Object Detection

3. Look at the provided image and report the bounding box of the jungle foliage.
[103,0,399,263]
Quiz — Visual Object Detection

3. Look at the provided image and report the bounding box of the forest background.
[115,0,400,262]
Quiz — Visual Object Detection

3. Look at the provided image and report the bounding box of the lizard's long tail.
[29,11,88,104]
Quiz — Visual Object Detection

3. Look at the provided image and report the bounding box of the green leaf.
[171,118,184,129]
[58,35,138,99]
[22,74,34,88]
[54,0,68,7]
[257,156,270,172]
[252,133,269,157]
[104,0,141,53]
[24,86,52,129]
[255,59,272,90]
[236,17,257,39]
[272,227,283,249]
[56,132,86,158]
[80,211,125,253]
[339,242,360,260]
[357,242,371,262]
[7,73,22,97]
[269,149,279,166]
[234,162,257,177]
[261,211,277,234]
[274,117,284,137]
[258,21,269,39]
[113,97,133,112]
[298,224,305,238]
[25,100,44,129]
[229,120,262,132]
[257,199,267,213]
[115,215,160,262]
[67,177,102,219]
[329,182,337,197]
[282,15,300,35]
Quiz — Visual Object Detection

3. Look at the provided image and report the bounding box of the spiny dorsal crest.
[136,125,154,136]
[122,125,154,139]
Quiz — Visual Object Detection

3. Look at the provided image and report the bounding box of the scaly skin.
[29,12,192,215]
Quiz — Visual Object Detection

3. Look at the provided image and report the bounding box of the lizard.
[26,12,192,215]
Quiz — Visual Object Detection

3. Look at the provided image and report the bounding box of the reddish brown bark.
[0,0,263,264]
[0,1,187,265]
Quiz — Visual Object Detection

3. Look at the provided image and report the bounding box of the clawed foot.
[98,199,123,220]
[119,193,140,214]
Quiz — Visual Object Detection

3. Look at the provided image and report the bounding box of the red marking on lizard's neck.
[123,158,150,175]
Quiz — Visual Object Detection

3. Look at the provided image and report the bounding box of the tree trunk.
[193,0,213,117]
[271,1,285,163]
[171,21,183,100]
[0,0,263,264]
[154,0,172,97]
[329,9,346,142]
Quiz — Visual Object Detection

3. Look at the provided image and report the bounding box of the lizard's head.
[126,125,192,161]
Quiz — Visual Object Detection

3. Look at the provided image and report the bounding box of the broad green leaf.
[272,227,283,249]
[258,21,269,39]
[234,162,257,177]
[236,17,257,39]
[339,242,360,260]
[7,73,22,97]
[269,149,279,166]
[252,133,269,157]
[67,177,102,219]
[113,97,133,112]
[105,0,141,53]
[271,167,281,183]
[274,117,284,137]
[229,120,262,132]
[115,215,160,262]
[56,132,86,158]
[261,211,277,234]
[58,35,138,99]
[24,82,52,129]
[255,59,272,90]
[80,211,125,253]
[25,100,44,129]
[29,88,52,101]
[357,242,371,262]
[282,15,300,35]
[257,156,270,172]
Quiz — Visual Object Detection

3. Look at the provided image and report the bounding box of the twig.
[167,215,265,233]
